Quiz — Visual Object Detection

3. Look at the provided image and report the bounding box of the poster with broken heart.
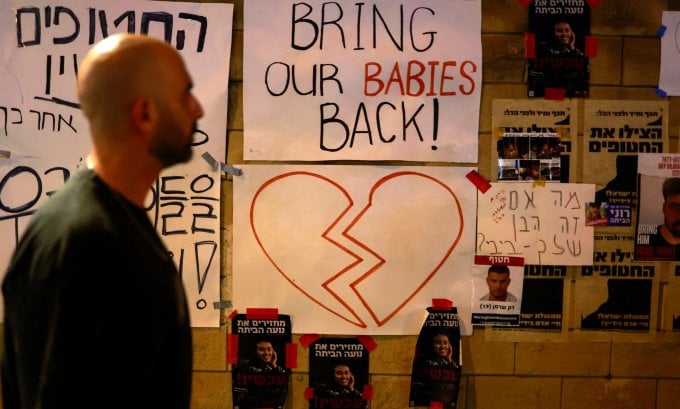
[233,165,478,335]
[476,182,595,265]
[471,255,524,327]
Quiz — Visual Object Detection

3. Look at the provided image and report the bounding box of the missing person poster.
[527,0,590,98]
[309,337,370,409]
[491,99,578,183]
[409,306,461,409]
[635,153,680,261]
[584,101,669,228]
[471,256,524,326]
[231,314,292,409]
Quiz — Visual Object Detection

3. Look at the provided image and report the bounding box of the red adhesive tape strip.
[524,32,536,59]
[304,387,315,400]
[544,87,566,101]
[466,170,491,194]
[362,384,374,400]
[357,335,378,352]
[585,36,598,57]
[432,298,453,310]
[246,307,279,320]
[299,334,321,348]
[285,343,298,368]
[227,334,239,364]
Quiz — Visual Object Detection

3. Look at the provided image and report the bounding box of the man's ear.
[130,97,157,134]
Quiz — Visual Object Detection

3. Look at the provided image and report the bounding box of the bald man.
[2,34,203,409]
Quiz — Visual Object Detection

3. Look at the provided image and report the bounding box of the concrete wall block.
[657,379,680,409]
[612,342,680,377]
[367,335,418,374]
[591,0,665,36]
[622,38,660,87]
[466,375,561,409]
[482,0,528,33]
[192,328,228,371]
[482,34,526,83]
[462,330,515,375]
[191,371,230,409]
[589,37,622,85]
[515,341,610,376]
[562,378,656,409]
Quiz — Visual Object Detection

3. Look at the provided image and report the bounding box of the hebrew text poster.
[0,0,233,326]
[476,182,595,265]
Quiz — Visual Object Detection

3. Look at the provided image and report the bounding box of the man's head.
[485,265,511,301]
[77,33,203,168]
[662,178,680,238]
[332,364,352,387]
[255,341,275,364]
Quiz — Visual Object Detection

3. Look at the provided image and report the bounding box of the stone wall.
[186,1,680,408]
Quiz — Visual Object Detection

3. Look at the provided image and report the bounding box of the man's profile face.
[486,272,511,301]
[663,193,680,238]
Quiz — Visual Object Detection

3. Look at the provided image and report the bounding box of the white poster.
[243,0,482,162]
[659,11,680,96]
[0,0,233,327]
[233,165,478,335]
[476,182,595,265]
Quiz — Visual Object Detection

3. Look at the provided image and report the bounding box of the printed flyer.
[471,256,524,327]
[409,305,462,409]
[636,153,680,261]
[231,314,292,409]
[584,101,669,228]
[309,337,370,409]
[527,0,590,98]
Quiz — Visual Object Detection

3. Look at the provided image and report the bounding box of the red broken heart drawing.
[250,171,464,328]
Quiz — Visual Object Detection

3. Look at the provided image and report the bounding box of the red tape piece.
[585,36,598,57]
[228,310,238,320]
[432,298,453,310]
[246,308,279,320]
[362,384,374,400]
[466,170,491,194]
[285,343,298,368]
[430,401,444,409]
[305,387,315,400]
[524,32,536,59]
[299,334,321,348]
[518,0,533,7]
[227,334,239,365]
[587,0,602,8]
[544,87,566,101]
[357,335,378,352]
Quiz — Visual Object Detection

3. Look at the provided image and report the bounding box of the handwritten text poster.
[243,0,482,162]
[0,0,233,326]
[233,165,478,335]
[477,182,595,265]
